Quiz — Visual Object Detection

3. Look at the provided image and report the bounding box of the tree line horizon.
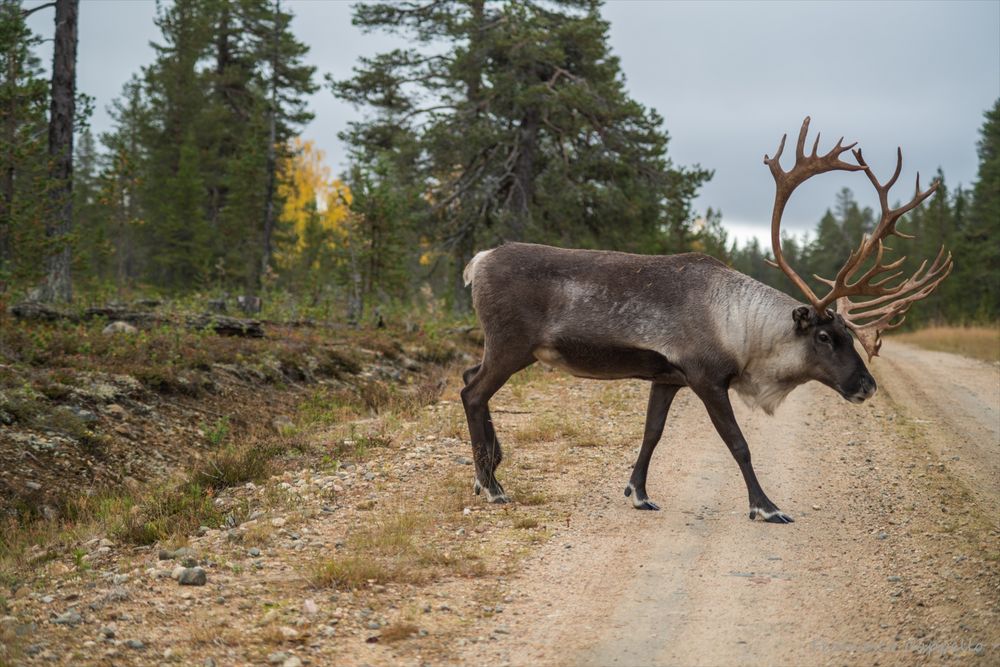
[2,0,996,325]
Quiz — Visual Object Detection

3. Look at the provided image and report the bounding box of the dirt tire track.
[875,341,1000,519]
[461,344,1000,667]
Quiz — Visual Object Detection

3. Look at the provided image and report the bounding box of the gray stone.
[100,627,115,639]
[455,456,473,465]
[53,609,83,626]
[125,639,144,649]
[103,587,129,603]
[267,652,289,665]
[876,531,889,540]
[178,567,207,586]
[102,321,138,336]
[248,547,261,557]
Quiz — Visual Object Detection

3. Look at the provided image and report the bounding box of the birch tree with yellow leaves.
[276,138,351,301]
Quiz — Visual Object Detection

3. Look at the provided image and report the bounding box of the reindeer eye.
[817,331,831,345]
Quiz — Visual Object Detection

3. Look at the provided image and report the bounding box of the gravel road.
[463,341,1000,667]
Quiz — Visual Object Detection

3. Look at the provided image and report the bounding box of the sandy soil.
[4,342,998,666]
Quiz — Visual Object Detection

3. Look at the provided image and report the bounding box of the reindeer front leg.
[625,383,680,510]
[693,383,793,523]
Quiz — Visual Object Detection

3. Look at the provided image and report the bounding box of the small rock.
[463,508,471,516]
[876,531,889,540]
[283,658,303,667]
[267,652,289,665]
[248,547,261,557]
[102,321,138,336]
[811,505,821,511]
[888,575,902,582]
[178,567,207,586]
[105,404,127,419]
[103,587,129,603]
[455,456,473,465]
[171,566,185,580]
[125,639,144,650]
[100,626,115,639]
[111,574,129,585]
[271,517,286,528]
[53,609,83,626]
[25,481,42,492]
[302,599,318,615]
[278,626,299,640]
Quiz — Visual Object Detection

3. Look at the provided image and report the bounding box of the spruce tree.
[966,99,1000,320]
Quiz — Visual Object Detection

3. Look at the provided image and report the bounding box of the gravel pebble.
[53,609,83,626]
[178,567,207,586]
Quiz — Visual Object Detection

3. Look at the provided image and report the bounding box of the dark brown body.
[461,243,876,521]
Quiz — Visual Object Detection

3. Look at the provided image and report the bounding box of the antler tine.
[765,118,866,310]
[836,247,953,360]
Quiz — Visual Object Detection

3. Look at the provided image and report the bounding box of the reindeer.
[460,118,952,523]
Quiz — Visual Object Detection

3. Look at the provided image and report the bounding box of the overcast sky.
[26,0,1000,245]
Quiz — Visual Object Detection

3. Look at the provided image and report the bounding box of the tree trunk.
[258,0,280,291]
[1,12,16,277]
[508,108,539,240]
[41,0,78,303]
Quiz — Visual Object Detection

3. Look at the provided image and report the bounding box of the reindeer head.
[764,117,952,399]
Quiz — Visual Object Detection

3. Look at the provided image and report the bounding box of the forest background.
[2,0,997,326]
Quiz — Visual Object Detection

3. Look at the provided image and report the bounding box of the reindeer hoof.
[475,478,508,503]
[625,483,659,510]
[749,507,794,523]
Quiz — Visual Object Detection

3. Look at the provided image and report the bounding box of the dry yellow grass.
[891,325,999,363]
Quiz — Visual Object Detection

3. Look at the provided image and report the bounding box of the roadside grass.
[380,621,420,642]
[891,324,999,363]
[513,413,582,445]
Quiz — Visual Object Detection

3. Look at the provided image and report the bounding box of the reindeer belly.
[533,339,686,383]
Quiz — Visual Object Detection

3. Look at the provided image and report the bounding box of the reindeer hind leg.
[461,350,534,503]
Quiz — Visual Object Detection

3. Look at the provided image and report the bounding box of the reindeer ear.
[792,306,813,332]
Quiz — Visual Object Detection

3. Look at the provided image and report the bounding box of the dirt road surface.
[461,341,999,667]
[6,342,998,666]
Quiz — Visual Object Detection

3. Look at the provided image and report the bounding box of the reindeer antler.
[764,117,866,307]
[766,118,953,360]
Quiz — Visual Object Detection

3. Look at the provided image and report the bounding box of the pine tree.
[99,76,147,295]
[335,0,711,312]
[39,0,79,303]
[0,0,48,288]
